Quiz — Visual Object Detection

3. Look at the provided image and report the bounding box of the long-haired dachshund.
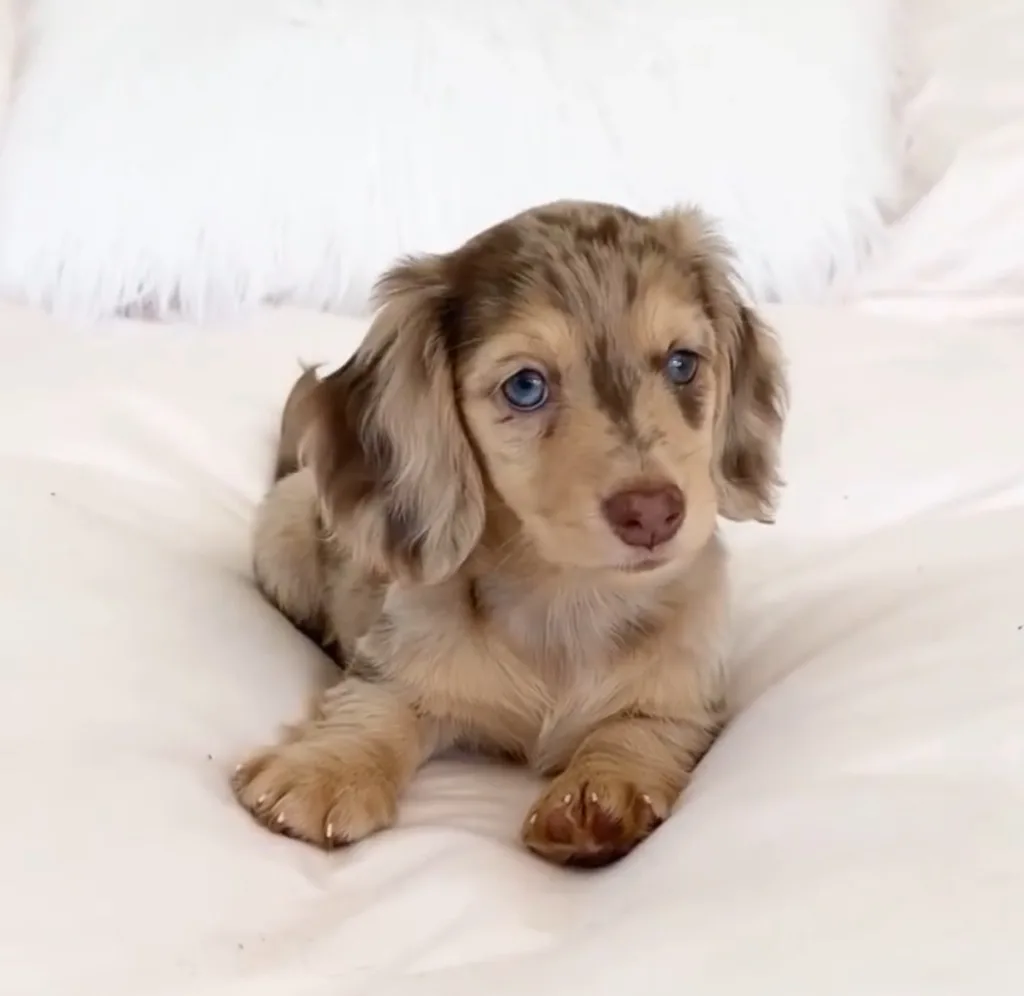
[232,200,788,867]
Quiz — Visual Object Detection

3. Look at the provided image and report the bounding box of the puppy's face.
[458,230,730,574]
[304,202,787,584]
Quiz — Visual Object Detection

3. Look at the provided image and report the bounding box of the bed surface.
[2,300,1022,995]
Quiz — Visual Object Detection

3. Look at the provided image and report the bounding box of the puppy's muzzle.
[601,483,684,549]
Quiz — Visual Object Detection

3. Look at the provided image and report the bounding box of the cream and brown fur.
[233,200,788,867]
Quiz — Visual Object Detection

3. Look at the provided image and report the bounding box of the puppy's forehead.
[447,202,709,351]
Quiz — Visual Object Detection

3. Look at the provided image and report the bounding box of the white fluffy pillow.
[0,1,14,117]
[847,0,1024,314]
[0,0,903,321]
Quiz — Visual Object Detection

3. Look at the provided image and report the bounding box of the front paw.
[521,769,671,867]
[231,739,399,849]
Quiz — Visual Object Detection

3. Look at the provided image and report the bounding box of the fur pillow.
[845,0,1024,315]
[0,0,904,321]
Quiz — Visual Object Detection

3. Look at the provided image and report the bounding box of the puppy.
[233,200,787,867]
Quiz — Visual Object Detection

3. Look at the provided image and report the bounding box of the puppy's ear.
[712,301,788,522]
[302,255,486,584]
[657,208,789,522]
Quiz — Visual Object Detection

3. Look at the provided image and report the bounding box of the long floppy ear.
[657,208,789,522]
[712,301,789,522]
[300,255,486,584]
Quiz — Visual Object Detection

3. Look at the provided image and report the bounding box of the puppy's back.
[273,366,321,482]
[255,364,387,658]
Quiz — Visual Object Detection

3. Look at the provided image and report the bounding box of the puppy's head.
[303,201,788,583]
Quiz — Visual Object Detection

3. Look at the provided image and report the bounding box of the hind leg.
[252,468,329,643]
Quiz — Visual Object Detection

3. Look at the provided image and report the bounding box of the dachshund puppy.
[233,200,788,867]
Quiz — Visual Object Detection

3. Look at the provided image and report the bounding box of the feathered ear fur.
[300,255,486,584]
[657,208,789,522]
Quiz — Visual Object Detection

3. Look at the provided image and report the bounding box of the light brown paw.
[231,741,398,849]
[522,770,670,867]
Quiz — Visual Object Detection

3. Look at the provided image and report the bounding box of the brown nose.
[601,484,685,549]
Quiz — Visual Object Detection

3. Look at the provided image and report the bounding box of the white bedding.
[3,300,1023,995]
[0,0,902,320]
[844,0,1024,320]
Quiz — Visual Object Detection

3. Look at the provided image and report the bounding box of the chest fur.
[355,571,713,772]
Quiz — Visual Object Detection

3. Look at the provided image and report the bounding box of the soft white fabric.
[0,0,15,123]
[3,301,1024,995]
[846,0,1024,314]
[0,0,903,321]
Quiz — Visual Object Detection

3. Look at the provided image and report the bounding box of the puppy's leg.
[252,363,328,637]
[522,716,716,867]
[252,468,329,644]
[232,675,436,848]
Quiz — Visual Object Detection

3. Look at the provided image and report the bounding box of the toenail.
[528,812,538,825]
[562,793,573,805]
[257,794,267,805]
[641,793,652,805]
[275,813,285,825]
[325,822,334,839]
[588,792,599,804]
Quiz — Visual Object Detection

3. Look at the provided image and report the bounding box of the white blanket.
[2,301,1023,995]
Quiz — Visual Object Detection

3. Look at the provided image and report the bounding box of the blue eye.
[665,349,700,386]
[501,368,549,411]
